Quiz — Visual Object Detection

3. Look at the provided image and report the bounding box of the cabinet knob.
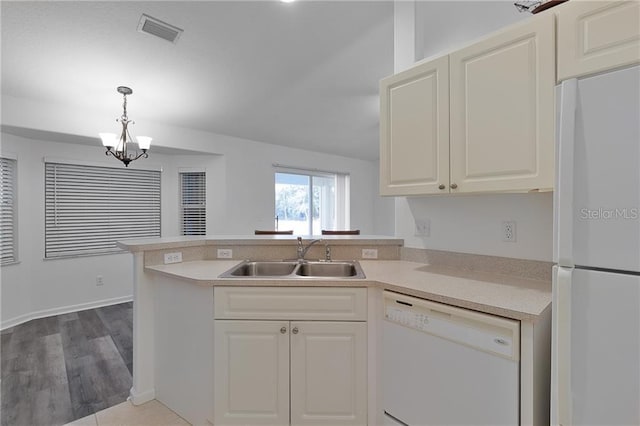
[438,184,445,190]
[280,327,287,334]
[292,327,299,334]
[450,183,458,189]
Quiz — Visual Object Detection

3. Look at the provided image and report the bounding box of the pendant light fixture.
[514,0,568,13]
[99,86,151,167]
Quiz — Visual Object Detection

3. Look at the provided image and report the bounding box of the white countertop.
[118,235,403,252]
[146,259,551,322]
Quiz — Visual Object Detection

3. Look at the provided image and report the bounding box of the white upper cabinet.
[557,0,640,82]
[449,12,556,193]
[379,12,556,196]
[379,55,450,196]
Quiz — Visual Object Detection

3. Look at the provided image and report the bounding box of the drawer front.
[214,287,367,320]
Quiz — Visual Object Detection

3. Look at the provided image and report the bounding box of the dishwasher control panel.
[386,306,430,330]
[384,291,520,361]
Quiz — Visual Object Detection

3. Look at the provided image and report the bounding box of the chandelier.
[99,86,151,167]
[514,0,568,13]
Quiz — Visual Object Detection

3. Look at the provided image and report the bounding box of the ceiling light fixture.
[514,0,568,13]
[281,0,296,3]
[99,86,151,167]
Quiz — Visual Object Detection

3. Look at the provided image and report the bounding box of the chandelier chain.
[122,94,127,122]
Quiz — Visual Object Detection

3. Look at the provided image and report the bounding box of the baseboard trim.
[1,295,133,330]
[129,388,155,405]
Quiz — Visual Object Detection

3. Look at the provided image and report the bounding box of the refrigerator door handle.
[556,79,578,267]
[552,266,573,426]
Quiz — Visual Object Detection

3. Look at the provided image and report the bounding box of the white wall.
[392,1,552,262]
[0,134,151,326]
[396,193,553,261]
[2,94,390,236]
[373,160,396,236]
[418,1,526,60]
[0,2,537,326]
[0,133,219,327]
[0,102,391,326]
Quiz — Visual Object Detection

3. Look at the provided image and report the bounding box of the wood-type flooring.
[1,302,133,426]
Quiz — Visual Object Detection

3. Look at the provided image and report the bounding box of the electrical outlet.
[502,221,517,242]
[217,249,233,259]
[362,248,378,259]
[164,252,183,264]
[414,219,430,237]
[96,276,104,286]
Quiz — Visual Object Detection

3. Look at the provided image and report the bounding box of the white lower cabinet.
[213,287,368,426]
[290,321,367,426]
[214,320,290,426]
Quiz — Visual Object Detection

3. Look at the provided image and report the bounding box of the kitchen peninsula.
[119,235,552,426]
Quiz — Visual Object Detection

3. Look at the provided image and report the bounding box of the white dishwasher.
[383,291,520,426]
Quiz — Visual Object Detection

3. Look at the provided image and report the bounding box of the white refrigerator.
[552,65,640,425]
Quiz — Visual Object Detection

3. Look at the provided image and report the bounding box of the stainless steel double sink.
[218,260,366,279]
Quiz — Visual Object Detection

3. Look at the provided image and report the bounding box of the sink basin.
[295,262,359,277]
[219,260,365,279]
[227,261,298,277]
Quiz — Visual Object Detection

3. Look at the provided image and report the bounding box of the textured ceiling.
[1,1,394,160]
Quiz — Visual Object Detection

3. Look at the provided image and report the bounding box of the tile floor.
[64,399,189,426]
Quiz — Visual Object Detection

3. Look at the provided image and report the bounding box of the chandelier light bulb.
[99,133,118,148]
[137,136,152,151]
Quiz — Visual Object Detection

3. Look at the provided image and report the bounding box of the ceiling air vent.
[137,14,183,44]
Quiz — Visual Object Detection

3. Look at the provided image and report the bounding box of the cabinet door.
[290,321,367,426]
[450,13,555,193]
[379,55,450,196]
[214,321,289,426]
[557,0,640,81]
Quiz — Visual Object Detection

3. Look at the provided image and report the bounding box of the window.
[0,157,17,264]
[45,162,161,258]
[180,171,206,236]
[275,169,349,235]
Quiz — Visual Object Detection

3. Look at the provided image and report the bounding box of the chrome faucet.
[297,237,322,261]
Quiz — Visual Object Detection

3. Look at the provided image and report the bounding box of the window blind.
[45,162,161,258]
[180,172,206,236]
[0,157,17,264]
